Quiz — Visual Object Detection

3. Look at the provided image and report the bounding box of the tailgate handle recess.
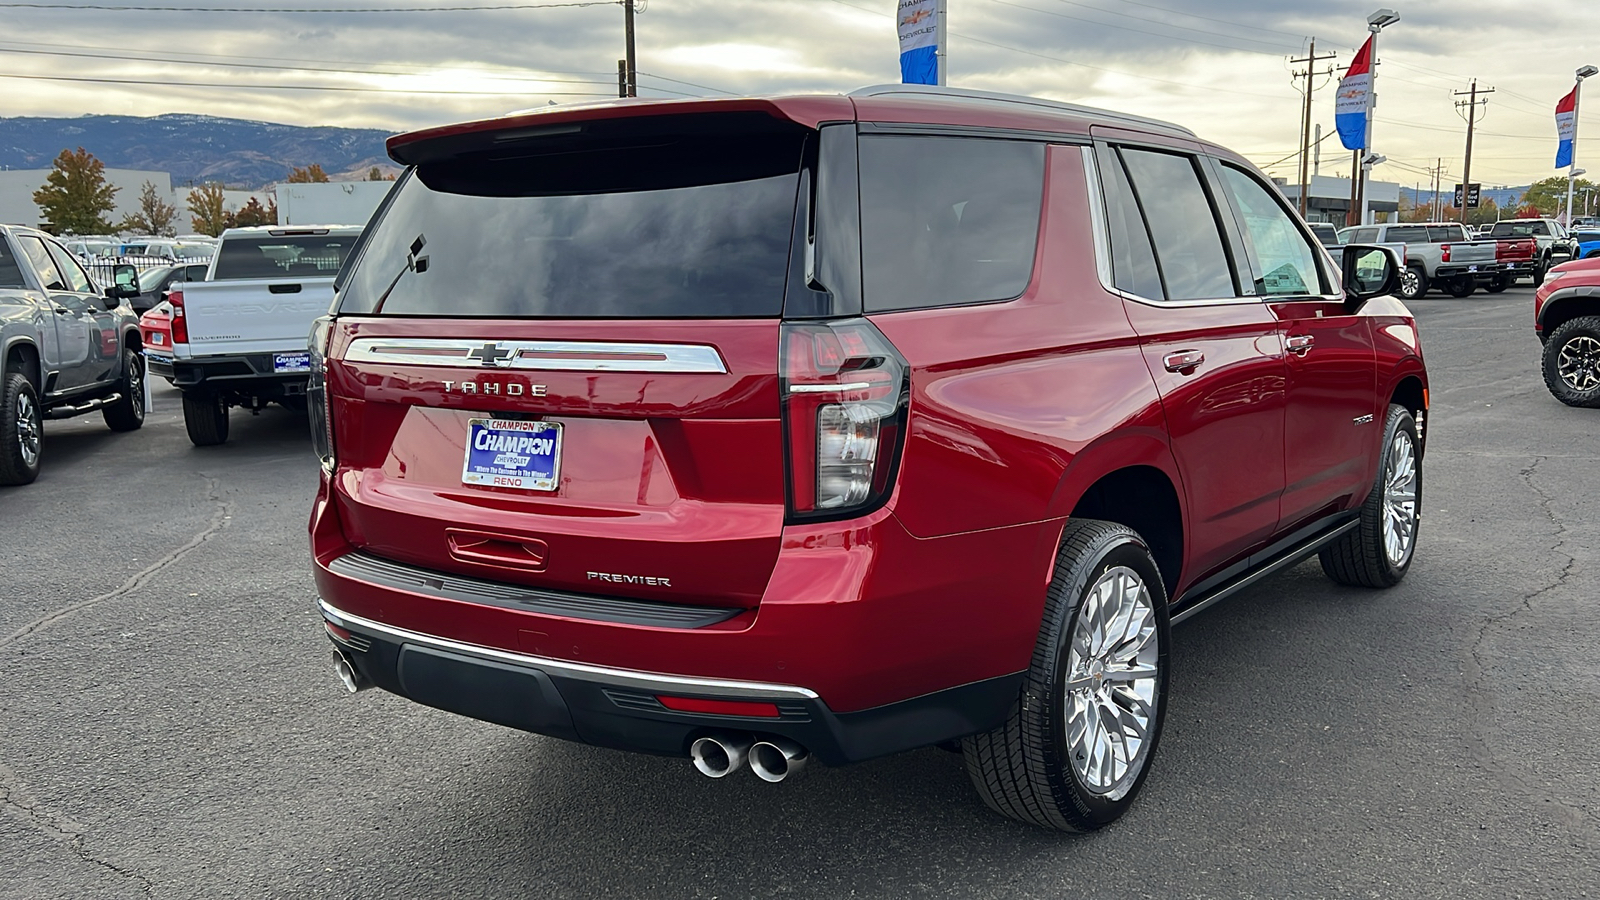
[447,529,549,572]
[268,283,303,294]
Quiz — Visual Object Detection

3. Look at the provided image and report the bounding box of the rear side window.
[858,137,1044,311]
[1118,148,1236,301]
[214,234,358,280]
[1097,145,1165,300]
[1426,225,1465,242]
[0,239,27,288]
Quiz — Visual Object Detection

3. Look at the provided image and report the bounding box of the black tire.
[1541,315,1600,408]
[1320,404,1421,588]
[1534,257,1548,287]
[102,348,145,432]
[1444,275,1475,298]
[1585,250,1600,261]
[1397,265,1429,301]
[962,519,1170,832]
[182,391,230,446]
[0,371,43,486]
[1484,276,1509,294]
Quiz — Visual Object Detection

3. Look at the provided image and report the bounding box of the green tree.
[1519,175,1596,216]
[186,183,230,237]
[118,181,178,236]
[286,164,330,183]
[32,147,119,234]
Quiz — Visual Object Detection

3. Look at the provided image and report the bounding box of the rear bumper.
[1435,262,1520,279]
[152,352,309,393]
[320,598,1021,766]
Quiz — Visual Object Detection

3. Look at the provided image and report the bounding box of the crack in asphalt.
[1,476,230,897]
[1461,456,1594,834]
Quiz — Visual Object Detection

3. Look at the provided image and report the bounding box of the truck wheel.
[1397,265,1429,300]
[102,348,146,432]
[0,371,43,486]
[962,519,1170,832]
[1534,258,1548,287]
[1444,275,1475,298]
[1319,404,1421,588]
[1484,276,1509,294]
[1541,316,1600,408]
[183,391,230,446]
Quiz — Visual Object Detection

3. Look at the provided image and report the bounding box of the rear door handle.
[1286,334,1315,355]
[1162,350,1205,374]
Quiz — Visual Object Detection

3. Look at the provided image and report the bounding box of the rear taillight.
[308,316,335,472]
[168,290,188,344]
[1440,244,1451,263]
[781,319,908,521]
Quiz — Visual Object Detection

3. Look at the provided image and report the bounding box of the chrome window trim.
[319,598,821,701]
[344,337,728,373]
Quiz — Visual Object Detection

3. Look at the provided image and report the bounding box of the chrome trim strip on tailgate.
[344,337,728,373]
[317,598,821,701]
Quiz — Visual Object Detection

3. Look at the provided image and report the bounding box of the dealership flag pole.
[898,0,940,86]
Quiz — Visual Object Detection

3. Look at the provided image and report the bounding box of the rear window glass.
[858,136,1044,311]
[1491,221,1546,237]
[1426,225,1464,242]
[214,234,358,280]
[0,239,27,288]
[339,130,803,318]
[1384,226,1429,243]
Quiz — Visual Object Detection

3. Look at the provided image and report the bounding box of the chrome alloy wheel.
[1382,429,1419,566]
[129,356,145,418]
[16,389,41,468]
[1063,566,1160,800]
[1398,268,1422,298]
[1557,335,1600,392]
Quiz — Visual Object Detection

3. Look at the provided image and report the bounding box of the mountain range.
[0,113,398,189]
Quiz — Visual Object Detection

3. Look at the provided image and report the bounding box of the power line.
[986,0,1299,56]
[0,1,613,10]
[0,70,615,94]
[635,69,738,96]
[1066,0,1311,41]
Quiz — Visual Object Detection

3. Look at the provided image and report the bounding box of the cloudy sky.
[0,0,1595,187]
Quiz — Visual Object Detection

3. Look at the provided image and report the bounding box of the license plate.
[273,351,311,373]
[462,418,561,492]
[1467,265,1479,273]
[150,334,165,345]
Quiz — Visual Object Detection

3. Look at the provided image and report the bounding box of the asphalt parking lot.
[2,285,1596,899]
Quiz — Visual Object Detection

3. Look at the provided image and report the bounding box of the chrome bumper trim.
[317,598,820,701]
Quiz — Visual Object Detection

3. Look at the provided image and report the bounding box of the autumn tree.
[366,166,395,181]
[286,164,330,183]
[1519,175,1596,216]
[118,181,178,236]
[187,183,230,237]
[226,197,277,228]
[33,147,119,235]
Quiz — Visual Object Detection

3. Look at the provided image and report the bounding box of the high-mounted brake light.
[781,319,908,521]
[168,290,188,345]
[307,316,336,472]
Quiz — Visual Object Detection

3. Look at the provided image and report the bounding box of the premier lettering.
[587,572,672,587]
[473,431,556,456]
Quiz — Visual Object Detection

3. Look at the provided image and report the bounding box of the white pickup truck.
[145,225,363,445]
[1339,221,1502,299]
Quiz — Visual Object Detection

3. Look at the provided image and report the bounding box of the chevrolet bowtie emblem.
[466,342,515,368]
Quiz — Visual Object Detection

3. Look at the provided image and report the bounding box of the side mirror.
[104,263,139,301]
[1341,244,1403,310]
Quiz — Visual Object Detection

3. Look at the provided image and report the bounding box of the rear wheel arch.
[1047,440,1185,594]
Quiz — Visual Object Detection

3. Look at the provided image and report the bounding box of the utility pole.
[1454,80,1493,225]
[1290,39,1338,217]
[1347,149,1361,226]
[622,0,637,98]
[1314,124,1323,175]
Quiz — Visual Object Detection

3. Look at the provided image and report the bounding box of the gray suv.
[0,225,145,485]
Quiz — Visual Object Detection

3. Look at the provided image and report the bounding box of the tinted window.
[340,131,802,318]
[17,237,66,291]
[1426,225,1465,242]
[1220,166,1322,297]
[138,266,177,292]
[859,137,1044,311]
[0,238,27,288]
[1098,145,1164,299]
[45,242,96,293]
[214,234,358,280]
[1384,226,1429,243]
[1352,228,1380,243]
[1119,148,1235,300]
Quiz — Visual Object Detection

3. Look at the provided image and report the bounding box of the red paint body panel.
[1534,258,1600,333]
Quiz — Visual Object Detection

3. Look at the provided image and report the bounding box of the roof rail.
[848,84,1196,137]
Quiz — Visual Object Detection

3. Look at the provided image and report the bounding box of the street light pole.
[1360,9,1399,225]
[1566,65,1597,227]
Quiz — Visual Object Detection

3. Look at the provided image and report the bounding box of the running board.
[1170,517,1360,626]
[45,393,122,419]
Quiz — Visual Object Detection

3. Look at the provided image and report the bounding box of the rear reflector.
[324,621,354,643]
[656,696,783,718]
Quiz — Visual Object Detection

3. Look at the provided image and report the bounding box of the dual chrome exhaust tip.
[333,650,372,694]
[691,734,808,782]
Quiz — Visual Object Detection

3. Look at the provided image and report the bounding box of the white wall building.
[0,168,173,231]
[274,181,391,227]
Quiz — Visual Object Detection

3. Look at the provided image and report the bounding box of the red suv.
[310,86,1427,832]
[1534,257,1600,406]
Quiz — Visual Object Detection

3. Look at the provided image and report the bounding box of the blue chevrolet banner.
[898,0,939,85]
